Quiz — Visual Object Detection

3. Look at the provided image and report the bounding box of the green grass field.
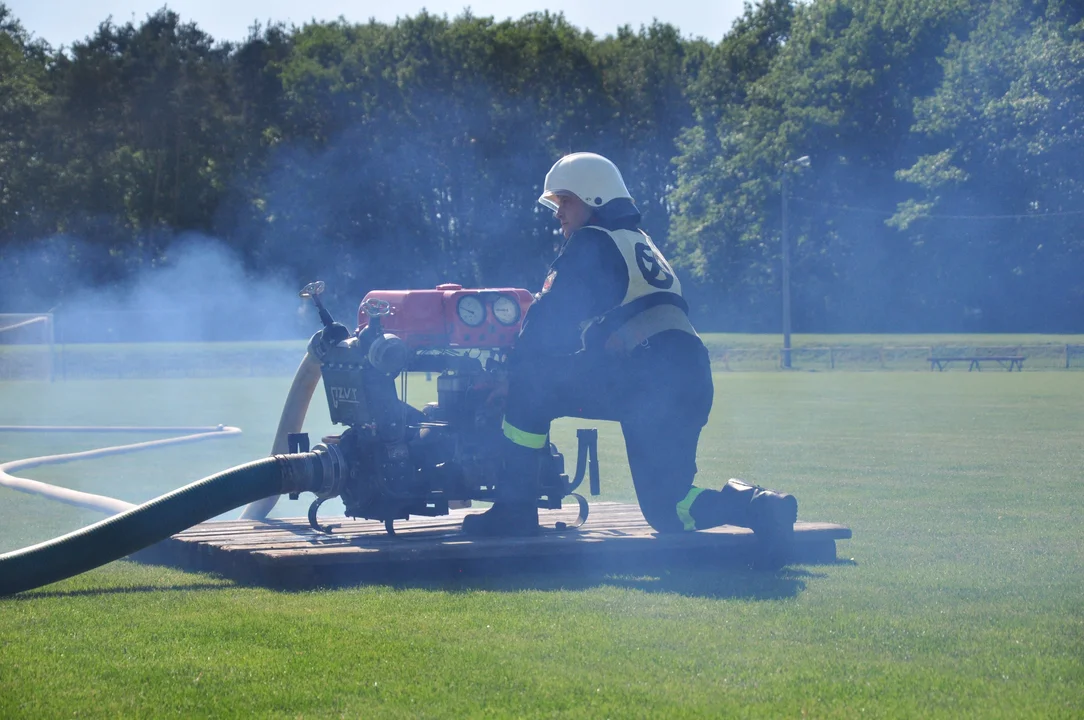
[1,369,1082,717]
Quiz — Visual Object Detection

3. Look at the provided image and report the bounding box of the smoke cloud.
[0,234,314,343]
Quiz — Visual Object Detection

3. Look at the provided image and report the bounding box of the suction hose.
[0,448,340,597]
[241,352,323,520]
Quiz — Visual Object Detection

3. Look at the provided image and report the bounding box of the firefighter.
[462,152,799,565]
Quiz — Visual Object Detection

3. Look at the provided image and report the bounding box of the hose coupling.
[273,444,344,500]
[309,442,346,499]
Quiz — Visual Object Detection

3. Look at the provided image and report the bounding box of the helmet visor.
[538,189,576,213]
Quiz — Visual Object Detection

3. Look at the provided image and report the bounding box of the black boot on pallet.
[744,482,798,570]
[461,502,540,537]
[690,479,798,569]
[462,440,542,537]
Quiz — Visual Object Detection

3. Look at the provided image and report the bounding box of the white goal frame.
[0,313,56,381]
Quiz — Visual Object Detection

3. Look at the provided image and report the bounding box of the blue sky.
[10,0,749,48]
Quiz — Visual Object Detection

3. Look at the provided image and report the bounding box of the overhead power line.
[791,196,1084,220]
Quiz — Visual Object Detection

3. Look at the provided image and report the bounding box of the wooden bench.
[928,356,1026,372]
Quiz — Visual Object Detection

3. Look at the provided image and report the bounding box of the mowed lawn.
[0,370,1082,718]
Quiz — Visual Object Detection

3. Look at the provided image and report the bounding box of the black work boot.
[462,440,541,537]
[690,479,798,569]
[745,482,798,569]
[461,502,539,537]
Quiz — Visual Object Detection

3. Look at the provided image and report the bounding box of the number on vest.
[634,242,675,289]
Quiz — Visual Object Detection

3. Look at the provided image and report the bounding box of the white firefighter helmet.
[538,152,633,212]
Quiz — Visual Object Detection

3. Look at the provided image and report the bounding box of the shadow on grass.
[8,557,857,601]
[7,581,232,600]
[278,553,857,601]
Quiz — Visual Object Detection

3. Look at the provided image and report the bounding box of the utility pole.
[780,155,810,369]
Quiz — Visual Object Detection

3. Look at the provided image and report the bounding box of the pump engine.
[296,281,599,534]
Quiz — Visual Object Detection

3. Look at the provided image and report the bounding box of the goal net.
[0,313,55,380]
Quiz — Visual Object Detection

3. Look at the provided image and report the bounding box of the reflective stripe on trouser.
[502,419,548,449]
[675,486,706,531]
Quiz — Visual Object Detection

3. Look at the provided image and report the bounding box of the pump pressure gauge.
[492,295,521,325]
[456,294,486,327]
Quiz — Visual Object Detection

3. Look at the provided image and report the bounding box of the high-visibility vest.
[582,226,698,352]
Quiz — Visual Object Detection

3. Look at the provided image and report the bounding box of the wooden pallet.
[134,502,852,588]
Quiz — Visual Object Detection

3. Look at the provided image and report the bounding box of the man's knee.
[638,501,685,534]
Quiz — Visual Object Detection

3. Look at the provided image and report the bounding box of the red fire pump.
[295,281,599,535]
[356,283,534,349]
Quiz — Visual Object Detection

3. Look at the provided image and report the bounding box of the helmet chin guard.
[538,153,633,212]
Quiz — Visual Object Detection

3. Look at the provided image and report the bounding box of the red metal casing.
[357,284,535,349]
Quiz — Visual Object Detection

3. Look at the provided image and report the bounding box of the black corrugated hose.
[0,453,322,597]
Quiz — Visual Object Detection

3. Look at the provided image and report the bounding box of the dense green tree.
[0,5,53,239]
[668,0,797,328]
[592,22,700,243]
[51,11,237,241]
[228,12,693,314]
[1,1,1082,333]
[892,0,1084,329]
[671,0,975,331]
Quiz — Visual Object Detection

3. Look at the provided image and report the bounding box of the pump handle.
[299,281,325,299]
[299,280,336,329]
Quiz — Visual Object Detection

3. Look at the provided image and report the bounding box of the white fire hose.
[0,351,320,521]
[0,425,242,514]
[240,352,323,519]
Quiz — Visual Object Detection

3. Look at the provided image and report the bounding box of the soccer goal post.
[0,313,56,381]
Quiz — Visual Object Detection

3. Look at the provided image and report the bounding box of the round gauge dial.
[456,294,486,327]
[492,295,521,325]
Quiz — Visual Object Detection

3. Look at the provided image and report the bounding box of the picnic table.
[928,356,1026,371]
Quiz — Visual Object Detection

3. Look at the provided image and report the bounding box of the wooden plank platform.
[134,502,852,588]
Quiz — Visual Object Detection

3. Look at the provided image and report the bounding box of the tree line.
[1,0,1082,333]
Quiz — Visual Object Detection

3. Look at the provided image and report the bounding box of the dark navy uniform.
[504,212,714,533]
[467,151,796,556]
